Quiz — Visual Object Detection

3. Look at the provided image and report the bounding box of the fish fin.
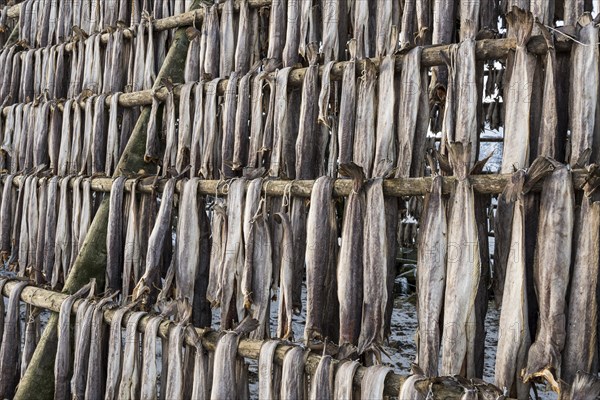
[339,163,365,192]
[234,316,260,335]
[523,156,557,193]
[470,150,494,175]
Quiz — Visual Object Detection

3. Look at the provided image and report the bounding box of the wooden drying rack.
[0,279,516,399]
[3,168,591,197]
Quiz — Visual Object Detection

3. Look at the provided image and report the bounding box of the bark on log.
[4,169,592,197]
[12,2,202,397]
[1,280,516,399]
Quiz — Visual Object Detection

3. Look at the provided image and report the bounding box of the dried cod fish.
[282,0,300,67]
[220,0,235,77]
[274,211,294,339]
[280,346,307,400]
[165,304,192,400]
[85,293,119,400]
[190,327,211,400]
[309,355,333,400]
[494,170,531,398]
[523,164,574,393]
[203,4,220,79]
[337,165,366,353]
[175,178,203,303]
[117,311,147,399]
[232,69,253,173]
[360,365,392,400]
[333,360,360,399]
[221,72,239,178]
[105,302,138,400]
[416,174,447,377]
[185,27,201,83]
[220,178,246,328]
[270,67,292,177]
[162,83,178,174]
[200,78,222,179]
[565,371,600,400]
[53,176,72,288]
[106,176,127,292]
[398,365,426,400]
[441,143,481,377]
[396,47,427,178]
[145,93,161,163]
[207,200,227,306]
[43,176,59,280]
[210,318,258,400]
[191,79,205,176]
[354,60,377,178]
[317,61,335,128]
[248,71,267,170]
[562,187,600,383]
[258,340,282,399]
[177,82,196,174]
[373,30,397,178]
[295,43,320,179]
[105,92,122,175]
[569,13,599,167]
[357,178,388,360]
[501,9,535,173]
[0,280,29,399]
[138,315,162,400]
[305,176,339,343]
[337,41,357,166]
[134,179,176,299]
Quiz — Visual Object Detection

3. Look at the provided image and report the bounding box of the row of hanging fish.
[1,92,136,176]
[0,174,101,288]
[17,0,190,47]
[0,17,167,106]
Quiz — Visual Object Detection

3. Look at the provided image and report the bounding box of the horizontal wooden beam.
[5,169,591,197]
[0,279,408,397]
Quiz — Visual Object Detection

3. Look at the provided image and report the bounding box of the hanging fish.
[354,60,377,178]
[143,12,156,90]
[569,14,599,167]
[162,81,178,174]
[139,315,163,400]
[357,178,389,362]
[305,176,339,343]
[398,365,426,400]
[440,143,481,378]
[295,43,320,179]
[105,301,139,400]
[200,78,222,179]
[494,170,531,398]
[176,82,196,174]
[220,178,246,329]
[106,176,127,292]
[501,8,535,173]
[274,211,294,340]
[133,178,176,301]
[282,0,300,67]
[221,72,239,178]
[165,302,192,400]
[333,360,360,399]
[337,41,357,166]
[360,365,392,400]
[416,173,447,377]
[396,47,427,178]
[232,70,254,173]
[145,92,162,163]
[270,67,292,177]
[53,176,72,288]
[105,93,122,175]
[309,355,334,400]
[185,27,201,83]
[565,371,600,400]
[0,280,29,399]
[522,164,574,393]
[373,28,397,178]
[219,0,235,77]
[207,199,228,307]
[85,292,120,400]
[210,318,259,400]
[280,346,307,400]
[117,311,147,400]
[562,180,600,383]
[203,4,220,79]
[258,340,282,399]
[190,328,211,400]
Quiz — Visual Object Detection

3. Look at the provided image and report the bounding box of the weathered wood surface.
[2,279,517,398]
[4,169,592,197]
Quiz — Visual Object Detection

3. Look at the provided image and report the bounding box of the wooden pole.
[4,169,593,197]
[12,1,202,397]
[1,34,574,117]
[1,280,515,399]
